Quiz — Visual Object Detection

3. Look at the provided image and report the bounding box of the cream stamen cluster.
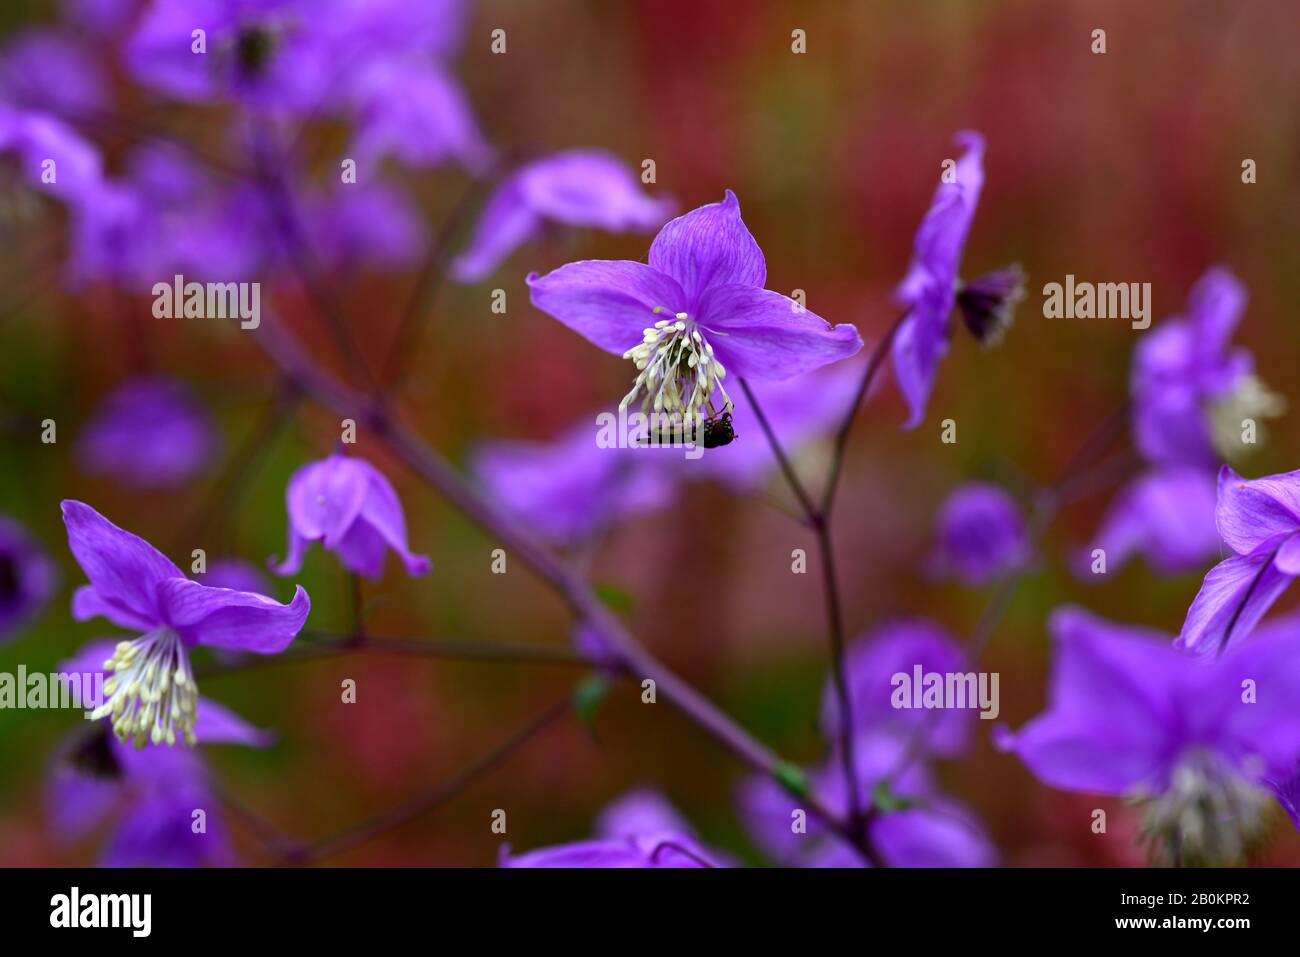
[91,628,198,749]
[1137,752,1272,866]
[621,309,732,421]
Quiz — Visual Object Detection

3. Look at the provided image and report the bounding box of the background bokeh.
[2,0,1300,866]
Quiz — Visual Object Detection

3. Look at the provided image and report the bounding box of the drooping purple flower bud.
[501,789,723,868]
[272,452,431,580]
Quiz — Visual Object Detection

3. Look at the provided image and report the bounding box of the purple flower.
[197,558,273,595]
[997,606,1300,861]
[0,516,58,643]
[1177,465,1300,657]
[1078,467,1220,576]
[501,789,723,868]
[929,482,1028,585]
[451,150,674,283]
[47,640,273,866]
[892,131,1023,429]
[738,733,996,868]
[822,619,972,759]
[123,0,489,171]
[742,618,995,867]
[75,377,217,488]
[1131,266,1282,467]
[62,500,310,748]
[272,452,431,580]
[345,56,492,175]
[528,190,862,438]
[472,420,676,546]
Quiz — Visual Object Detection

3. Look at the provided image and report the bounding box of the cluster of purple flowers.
[4,0,1294,873]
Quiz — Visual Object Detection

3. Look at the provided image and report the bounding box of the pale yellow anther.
[90,627,199,749]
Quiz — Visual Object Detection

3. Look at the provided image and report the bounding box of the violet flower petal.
[696,283,863,379]
[156,578,310,654]
[61,500,181,628]
[648,189,765,304]
[526,260,688,356]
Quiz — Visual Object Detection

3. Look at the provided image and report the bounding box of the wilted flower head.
[1131,266,1283,467]
[452,150,674,282]
[62,500,310,748]
[528,190,862,441]
[0,516,57,643]
[1178,465,1300,657]
[75,377,216,488]
[272,452,431,580]
[998,606,1300,864]
[47,640,273,866]
[929,482,1028,585]
[892,131,1023,429]
[1078,466,1219,576]
[501,789,723,868]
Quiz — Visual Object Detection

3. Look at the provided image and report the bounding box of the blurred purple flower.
[1177,465,1300,657]
[0,516,58,644]
[301,180,428,273]
[0,29,110,118]
[739,733,996,868]
[452,150,674,283]
[501,789,723,868]
[75,377,216,488]
[62,500,310,747]
[272,452,431,580]
[123,0,489,172]
[929,482,1028,585]
[1131,266,1282,467]
[689,359,866,491]
[68,144,277,286]
[997,606,1300,859]
[528,190,862,434]
[472,422,675,546]
[47,640,273,866]
[892,131,1023,429]
[821,619,972,759]
[346,56,492,174]
[1077,467,1219,576]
